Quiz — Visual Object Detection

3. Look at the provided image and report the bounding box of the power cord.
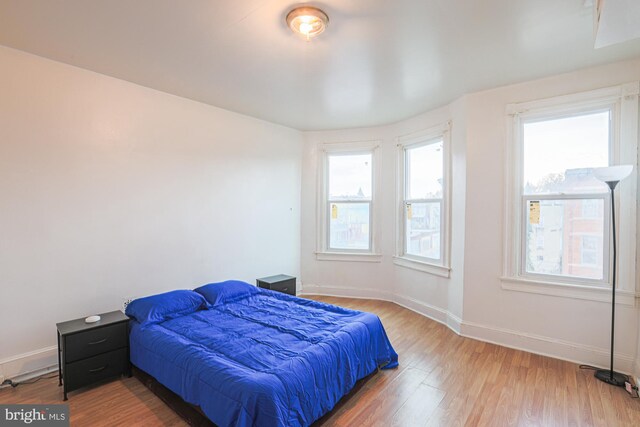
[578,364,599,371]
[1,373,58,388]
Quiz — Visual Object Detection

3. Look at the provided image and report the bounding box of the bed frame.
[133,366,214,426]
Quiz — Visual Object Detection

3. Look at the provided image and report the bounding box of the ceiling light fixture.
[286,6,329,40]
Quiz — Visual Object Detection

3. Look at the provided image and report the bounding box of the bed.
[126,281,398,427]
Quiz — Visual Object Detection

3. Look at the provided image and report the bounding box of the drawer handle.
[89,365,108,373]
[88,338,108,346]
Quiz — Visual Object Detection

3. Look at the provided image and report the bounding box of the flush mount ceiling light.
[286,6,329,40]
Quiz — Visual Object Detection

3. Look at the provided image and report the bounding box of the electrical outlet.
[122,297,133,312]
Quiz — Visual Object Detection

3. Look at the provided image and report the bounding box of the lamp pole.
[608,184,616,382]
[592,164,634,386]
[598,182,620,384]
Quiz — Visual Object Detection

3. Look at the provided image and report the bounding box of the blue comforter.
[130,290,398,426]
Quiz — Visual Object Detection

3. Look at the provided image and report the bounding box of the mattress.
[129,289,398,427]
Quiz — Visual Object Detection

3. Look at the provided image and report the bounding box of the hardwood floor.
[2,295,639,426]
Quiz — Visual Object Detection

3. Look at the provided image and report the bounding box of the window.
[503,83,638,300]
[404,141,443,260]
[327,153,372,251]
[395,123,451,276]
[317,141,380,260]
[522,111,610,282]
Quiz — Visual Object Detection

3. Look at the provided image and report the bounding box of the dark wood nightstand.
[56,310,130,400]
[257,274,296,296]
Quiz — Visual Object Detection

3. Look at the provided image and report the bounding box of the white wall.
[0,46,303,379]
[301,58,640,373]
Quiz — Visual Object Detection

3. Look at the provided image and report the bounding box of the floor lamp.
[592,164,634,386]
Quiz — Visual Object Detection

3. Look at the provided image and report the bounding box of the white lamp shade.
[592,165,633,183]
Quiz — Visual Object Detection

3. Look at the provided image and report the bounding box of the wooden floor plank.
[390,382,445,427]
[1,296,638,426]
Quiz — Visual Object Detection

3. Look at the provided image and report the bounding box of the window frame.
[316,140,382,262]
[394,122,452,277]
[502,83,639,304]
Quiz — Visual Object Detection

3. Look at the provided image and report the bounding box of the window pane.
[581,236,599,265]
[406,202,441,259]
[328,154,372,200]
[407,141,443,199]
[523,111,609,195]
[329,202,370,250]
[525,199,604,280]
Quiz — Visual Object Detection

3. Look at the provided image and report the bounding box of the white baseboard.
[390,293,462,334]
[301,283,636,375]
[0,346,58,385]
[460,320,634,373]
[301,283,462,333]
[300,284,393,301]
[302,284,463,335]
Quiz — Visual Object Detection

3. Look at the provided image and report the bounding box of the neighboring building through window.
[581,235,599,266]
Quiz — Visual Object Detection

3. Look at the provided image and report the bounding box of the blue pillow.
[125,290,209,324]
[194,280,260,306]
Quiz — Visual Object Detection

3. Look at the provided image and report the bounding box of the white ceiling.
[1,0,640,131]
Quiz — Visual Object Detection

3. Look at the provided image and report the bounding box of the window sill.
[315,252,383,263]
[393,256,451,278]
[500,276,637,305]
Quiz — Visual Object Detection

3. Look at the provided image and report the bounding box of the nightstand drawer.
[64,348,127,391]
[257,275,296,296]
[65,322,127,363]
[270,279,295,295]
